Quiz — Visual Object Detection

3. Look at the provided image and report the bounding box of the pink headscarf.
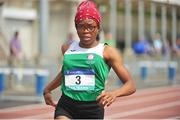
[75,0,101,27]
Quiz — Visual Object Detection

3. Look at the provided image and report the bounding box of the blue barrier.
[141,66,147,80]
[0,73,5,94]
[139,61,151,81]
[35,70,49,96]
[0,69,10,95]
[168,62,177,83]
[168,67,176,80]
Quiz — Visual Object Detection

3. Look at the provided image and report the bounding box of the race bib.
[64,69,95,91]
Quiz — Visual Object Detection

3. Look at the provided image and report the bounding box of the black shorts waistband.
[61,93,98,104]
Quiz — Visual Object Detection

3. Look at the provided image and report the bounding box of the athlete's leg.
[54,107,73,119]
[55,115,71,120]
[54,94,74,119]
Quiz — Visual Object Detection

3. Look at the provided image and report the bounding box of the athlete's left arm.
[97,45,136,107]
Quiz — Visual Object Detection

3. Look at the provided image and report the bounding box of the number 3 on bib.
[65,69,95,91]
[75,75,81,85]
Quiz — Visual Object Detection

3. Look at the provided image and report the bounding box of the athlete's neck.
[79,41,99,48]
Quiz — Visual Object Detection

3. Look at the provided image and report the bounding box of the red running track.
[0,85,180,119]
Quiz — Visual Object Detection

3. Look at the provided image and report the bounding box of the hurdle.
[139,61,178,84]
[0,67,49,101]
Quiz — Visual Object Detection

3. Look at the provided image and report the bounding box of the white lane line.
[106,101,180,119]
[136,85,180,94]
[1,86,179,115]
[165,116,180,120]
[0,104,45,113]
[120,86,180,99]
[109,91,180,108]
[9,92,180,119]
[20,112,53,119]
[1,88,179,113]
[0,102,57,113]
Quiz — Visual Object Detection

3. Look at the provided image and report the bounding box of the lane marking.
[1,86,179,113]
[165,116,180,120]
[21,112,53,119]
[6,91,180,118]
[1,86,179,119]
[118,86,180,100]
[106,101,180,118]
[109,91,180,108]
[0,104,55,113]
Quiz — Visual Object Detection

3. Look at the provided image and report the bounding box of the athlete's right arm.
[43,72,62,107]
[43,43,70,107]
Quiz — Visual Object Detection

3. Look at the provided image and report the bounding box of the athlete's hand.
[44,92,57,107]
[96,91,117,108]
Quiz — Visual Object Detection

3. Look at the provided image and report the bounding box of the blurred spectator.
[9,31,23,66]
[162,39,171,60]
[152,33,163,55]
[105,32,115,47]
[66,32,75,45]
[133,38,153,55]
[176,37,180,49]
[172,37,180,57]
[116,36,125,53]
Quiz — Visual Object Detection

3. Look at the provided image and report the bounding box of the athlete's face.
[76,19,99,48]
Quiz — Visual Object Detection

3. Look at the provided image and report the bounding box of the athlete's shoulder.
[61,40,78,55]
[103,44,121,60]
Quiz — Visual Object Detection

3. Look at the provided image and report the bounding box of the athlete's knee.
[55,115,71,120]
